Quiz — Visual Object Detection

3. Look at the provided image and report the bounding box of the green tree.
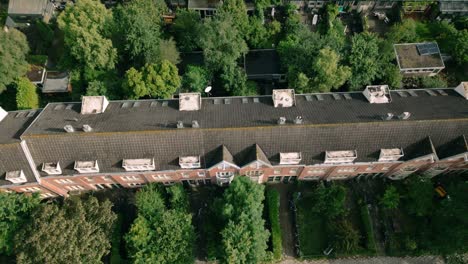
[0,193,40,255]
[220,65,250,96]
[58,0,116,73]
[386,19,420,44]
[158,38,180,65]
[142,61,181,99]
[123,67,148,99]
[218,177,270,263]
[381,64,402,89]
[16,197,116,264]
[311,183,346,219]
[200,15,248,73]
[309,48,351,92]
[182,65,210,93]
[380,185,400,210]
[15,77,39,110]
[452,29,468,65]
[291,72,310,92]
[0,29,29,93]
[330,219,360,253]
[217,0,249,39]
[126,184,195,264]
[167,184,189,211]
[171,9,202,52]
[404,176,434,217]
[420,76,448,88]
[113,0,167,66]
[86,80,107,96]
[348,32,381,90]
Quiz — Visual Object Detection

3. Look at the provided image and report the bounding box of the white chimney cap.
[81,96,109,114]
[272,89,295,108]
[0,107,7,123]
[179,93,201,111]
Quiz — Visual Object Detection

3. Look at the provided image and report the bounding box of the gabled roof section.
[436,135,468,160]
[8,0,47,15]
[403,137,437,161]
[240,144,271,167]
[206,145,235,168]
[0,110,40,144]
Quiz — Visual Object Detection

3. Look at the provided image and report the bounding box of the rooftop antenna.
[204,86,212,97]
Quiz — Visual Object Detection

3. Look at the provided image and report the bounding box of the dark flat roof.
[23,89,468,136]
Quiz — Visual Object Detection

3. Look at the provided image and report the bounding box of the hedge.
[266,189,282,260]
[110,214,123,264]
[360,205,377,253]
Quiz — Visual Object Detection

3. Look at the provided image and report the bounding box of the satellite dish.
[204,86,212,93]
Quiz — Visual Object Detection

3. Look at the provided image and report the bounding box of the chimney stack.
[192,120,199,128]
[64,125,75,133]
[278,117,286,125]
[398,112,411,120]
[294,116,303,124]
[383,113,394,120]
[177,121,184,128]
[82,124,92,132]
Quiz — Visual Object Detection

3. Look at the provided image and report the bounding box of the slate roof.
[0,110,40,185]
[8,0,48,15]
[18,88,468,177]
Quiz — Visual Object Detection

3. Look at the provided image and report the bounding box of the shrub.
[266,189,282,260]
[360,205,377,253]
[15,77,39,110]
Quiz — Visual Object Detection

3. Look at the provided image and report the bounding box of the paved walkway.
[279,256,444,264]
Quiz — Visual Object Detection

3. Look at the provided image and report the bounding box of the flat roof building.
[394,42,445,77]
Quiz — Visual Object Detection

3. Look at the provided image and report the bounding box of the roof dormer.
[179,156,201,169]
[122,158,155,171]
[324,150,357,164]
[0,107,7,123]
[454,82,468,100]
[280,152,302,165]
[5,170,27,184]
[363,85,391,104]
[272,89,295,108]
[379,148,404,162]
[179,93,201,111]
[81,96,109,114]
[74,160,99,173]
[42,162,62,175]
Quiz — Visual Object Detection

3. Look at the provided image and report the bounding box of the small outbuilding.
[394,42,445,77]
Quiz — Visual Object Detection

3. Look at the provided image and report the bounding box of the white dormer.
[325,150,357,164]
[179,156,201,169]
[42,162,62,175]
[179,93,201,111]
[0,107,7,123]
[280,152,302,165]
[122,158,155,171]
[454,82,468,100]
[379,148,404,162]
[81,96,109,114]
[74,160,99,173]
[363,85,391,104]
[6,170,27,184]
[272,89,295,108]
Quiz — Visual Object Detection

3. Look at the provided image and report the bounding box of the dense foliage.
[126,184,195,264]
[0,29,30,93]
[266,188,282,260]
[380,185,400,210]
[15,77,39,110]
[16,197,116,263]
[0,193,40,255]
[218,177,270,263]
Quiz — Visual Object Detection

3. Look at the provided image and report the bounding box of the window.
[197,171,205,177]
[102,176,113,181]
[95,184,105,190]
[216,172,234,178]
[274,169,281,174]
[40,193,55,198]
[128,183,142,187]
[308,169,325,175]
[85,177,94,182]
[303,176,320,180]
[121,175,140,181]
[55,179,74,184]
[21,187,41,192]
[246,170,263,176]
[289,168,298,174]
[181,172,190,178]
[268,176,275,182]
[382,166,390,171]
[66,185,85,191]
[337,167,357,173]
[366,165,376,171]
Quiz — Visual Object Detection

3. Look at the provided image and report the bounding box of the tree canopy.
[57,0,116,73]
[126,184,195,264]
[171,9,202,52]
[0,29,30,93]
[15,77,39,110]
[348,32,381,90]
[218,177,270,263]
[16,197,116,264]
[380,185,400,210]
[113,0,167,67]
[403,176,434,217]
[0,192,40,255]
[309,48,351,93]
[182,65,211,93]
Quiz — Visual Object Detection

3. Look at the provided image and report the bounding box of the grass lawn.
[295,193,327,258]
